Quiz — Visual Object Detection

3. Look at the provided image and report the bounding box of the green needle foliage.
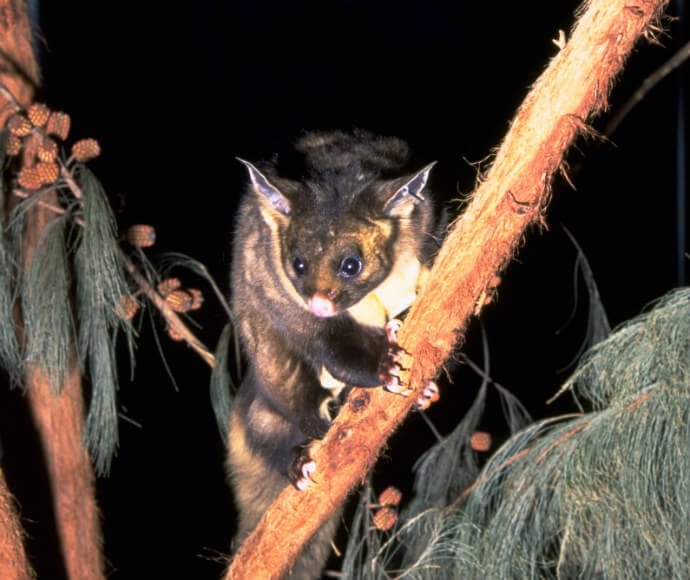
[24,215,74,392]
[2,131,134,475]
[441,288,690,578]
[159,252,240,443]
[0,234,21,380]
[341,288,690,579]
[0,134,22,380]
[404,380,530,520]
[210,322,235,445]
[341,368,531,579]
[72,165,133,475]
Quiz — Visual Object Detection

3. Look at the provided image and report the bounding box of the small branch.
[605,38,690,136]
[60,162,217,367]
[118,248,215,368]
[14,171,216,368]
[0,84,21,115]
[454,381,660,514]
[2,72,217,370]
[60,163,83,198]
[536,421,588,463]
[624,389,652,410]
[188,261,234,324]
[159,253,235,328]
[450,412,585,510]
[12,187,67,216]
[454,449,531,508]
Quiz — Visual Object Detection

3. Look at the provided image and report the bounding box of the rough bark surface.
[0,468,33,579]
[24,367,104,579]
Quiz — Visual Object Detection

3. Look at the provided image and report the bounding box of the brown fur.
[228,130,437,579]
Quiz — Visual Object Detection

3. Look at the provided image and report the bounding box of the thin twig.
[12,158,216,369]
[536,421,588,463]
[0,84,21,112]
[605,38,690,136]
[450,412,585,510]
[12,187,68,216]
[452,449,530,508]
[118,247,215,368]
[62,152,215,366]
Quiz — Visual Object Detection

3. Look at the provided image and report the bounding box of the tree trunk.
[24,366,103,579]
[0,1,104,578]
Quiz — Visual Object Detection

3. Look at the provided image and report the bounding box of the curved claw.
[384,380,414,397]
[290,448,317,491]
[381,319,440,406]
[385,318,403,344]
[294,460,316,490]
[415,381,440,410]
[380,318,415,396]
[379,348,410,389]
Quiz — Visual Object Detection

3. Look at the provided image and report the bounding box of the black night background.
[0,1,687,578]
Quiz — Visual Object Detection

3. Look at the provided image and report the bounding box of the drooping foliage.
[0,133,23,380]
[341,288,690,579]
[72,165,133,474]
[2,124,134,474]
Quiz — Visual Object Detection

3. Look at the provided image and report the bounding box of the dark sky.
[1,1,687,578]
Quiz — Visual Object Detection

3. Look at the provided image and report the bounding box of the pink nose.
[308,294,336,318]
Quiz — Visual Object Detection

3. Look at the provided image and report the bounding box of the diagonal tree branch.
[225,0,670,578]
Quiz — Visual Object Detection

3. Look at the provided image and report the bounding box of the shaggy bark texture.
[0,468,33,579]
[225,0,670,578]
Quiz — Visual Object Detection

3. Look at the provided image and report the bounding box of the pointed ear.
[381,161,436,217]
[237,157,292,216]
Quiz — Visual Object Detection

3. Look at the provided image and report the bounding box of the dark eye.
[293,257,306,277]
[339,256,362,278]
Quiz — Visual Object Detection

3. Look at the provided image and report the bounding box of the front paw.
[379,321,440,407]
[289,446,317,491]
[298,415,330,440]
[379,319,414,396]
